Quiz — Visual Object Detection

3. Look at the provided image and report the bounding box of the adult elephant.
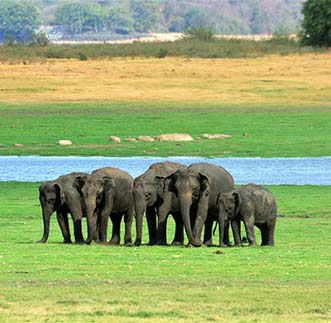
[165,163,234,247]
[218,184,277,246]
[133,161,186,246]
[38,172,88,243]
[74,167,134,246]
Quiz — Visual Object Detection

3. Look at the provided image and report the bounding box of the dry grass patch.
[0,54,330,106]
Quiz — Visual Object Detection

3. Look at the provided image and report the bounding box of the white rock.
[137,136,155,142]
[201,134,231,139]
[125,137,138,142]
[109,136,121,143]
[57,140,72,145]
[156,133,194,142]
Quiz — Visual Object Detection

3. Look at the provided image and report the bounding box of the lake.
[0,156,330,185]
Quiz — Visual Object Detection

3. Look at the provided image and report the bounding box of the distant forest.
[37,0,304,35]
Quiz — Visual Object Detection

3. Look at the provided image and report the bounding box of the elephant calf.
[218,184,277,246]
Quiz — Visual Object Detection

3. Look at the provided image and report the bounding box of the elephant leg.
[146,207,157,245]
[203,218,214,246]
[231,219,242,247]
[258,223,268,246]
[109,213,121,245]
[56,209,72,243]
[267,218,276,246]
[172,212,184,246]
[123,207,133,246]
[70,206,84,243]
[243,217,257,246]
[156,206,169,245]
[192,194,209,242]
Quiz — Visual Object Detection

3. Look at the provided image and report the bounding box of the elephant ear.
[199,173,210,196]
[73,175,87,194]
[154,176,165,198]
[164,172,178,196]
[102,176,116,194]
[54,183,65,206]
[232,192,240,214]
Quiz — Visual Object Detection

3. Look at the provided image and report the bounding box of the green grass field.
[0,182,330,322]
[0,103,330,157]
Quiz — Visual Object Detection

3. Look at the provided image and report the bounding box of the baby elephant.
[218,184,277,246]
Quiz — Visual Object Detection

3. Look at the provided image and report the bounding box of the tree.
[0,1,41,43]
[129,0,158,32]
[107,7,134,34]
[54,2,102,35]
[183,8,209,31]
[300,0,331,47]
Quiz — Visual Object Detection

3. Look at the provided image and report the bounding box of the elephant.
[218,184,277,246]
[165,163,234,247]
[73,167,134,246]
[38,172,89,243]
[133,161,186,246]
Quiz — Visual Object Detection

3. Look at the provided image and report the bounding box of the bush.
[184,26,215,41]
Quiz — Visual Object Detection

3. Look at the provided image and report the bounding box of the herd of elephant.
[38,161,277,247]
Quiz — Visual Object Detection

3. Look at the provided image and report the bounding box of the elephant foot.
[219,243,229,248]
[124,240,133,247]
[171,240,184,246]
[37,239,47,243]
[108,240,120,246]
[203,240,214,247]
[234,243,243,247]
[134,239,142,246]
[63,239,72,244]
[148,240,157,246]
[156,240,168,246]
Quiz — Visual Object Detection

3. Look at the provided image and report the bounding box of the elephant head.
[38,181,65,243]
[218,191,240,220]
[133,176,164,246]
[218,191,240,246]
[74,174,116,244]
[165,168,210,247]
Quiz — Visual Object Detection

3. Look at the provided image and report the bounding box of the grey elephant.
[133,161,185,246]
[165,163,234,247]
[38,172,88,243]
[218,184,277,246]
[74,167,134,246]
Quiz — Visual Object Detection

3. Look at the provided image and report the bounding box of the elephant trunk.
[179,193,202,247]
[38,207,51,243]
[85,198,97,244]
[218,212,227,247]
[133,195,147,246]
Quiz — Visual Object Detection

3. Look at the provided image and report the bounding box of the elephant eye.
[48,198,55,203]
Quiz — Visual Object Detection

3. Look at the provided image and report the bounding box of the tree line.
[0,0,330,47]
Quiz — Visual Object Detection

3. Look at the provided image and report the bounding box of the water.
[0,156,330,185]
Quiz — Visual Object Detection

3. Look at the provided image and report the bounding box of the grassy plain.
[0,182,330,323]
[0,54,330,157]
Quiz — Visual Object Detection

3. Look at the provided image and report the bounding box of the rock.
[109,136,121,143]
[201,134,231,140]
[125,137,138,142]
[13,143,24,147]
[137,136,155,142]
[156,133,194,142]
[57,140,72,146]
[0,144,4,147]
